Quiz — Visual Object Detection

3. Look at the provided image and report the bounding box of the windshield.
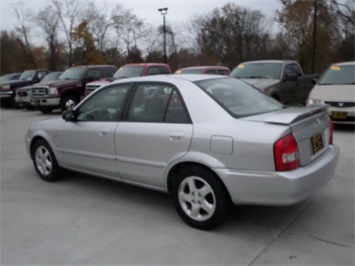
[59,68,86,80]
[0,74,17,82]
[230,63,282,79]
[319,64,355,85]
[113,66,144,79]
[19,70,36,81]
[42,72,62,82]
[195,78,283,117]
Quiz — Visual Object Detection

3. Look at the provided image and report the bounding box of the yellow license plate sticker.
[311,133,324,154]
[332,111,347,119]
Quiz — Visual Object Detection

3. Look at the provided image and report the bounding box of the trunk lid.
[242,105,332,167]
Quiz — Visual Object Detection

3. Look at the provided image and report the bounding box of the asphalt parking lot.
[1,108,354,265]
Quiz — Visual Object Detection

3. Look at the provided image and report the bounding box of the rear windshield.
[230,63,282,79]
[195,78,283,117]
[113,66,145,79]
[319,65,355,85]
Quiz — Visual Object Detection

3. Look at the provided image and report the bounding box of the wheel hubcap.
[35,146,52,176]
[65,99,76,110]
[178,176,216,221]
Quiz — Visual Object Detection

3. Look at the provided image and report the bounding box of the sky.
[0,0,282,32]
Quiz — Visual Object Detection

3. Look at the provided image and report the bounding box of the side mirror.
[284,72,298,81]
[62,110,76,121]
[312,78,318,85]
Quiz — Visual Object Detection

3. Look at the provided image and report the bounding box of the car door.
[57,83,131,178]
[280,63,298,103]
[115,82,193,189]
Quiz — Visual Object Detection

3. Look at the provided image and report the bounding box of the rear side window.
[127,83,190,123]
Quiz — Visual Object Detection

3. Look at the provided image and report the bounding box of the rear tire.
[31,139,63,182]
[171,166,230,230]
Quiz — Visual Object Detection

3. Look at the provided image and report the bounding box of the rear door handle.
[168,131,185,141]
[99,128,110,136]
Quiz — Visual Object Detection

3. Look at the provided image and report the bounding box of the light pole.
[158,7,168,64]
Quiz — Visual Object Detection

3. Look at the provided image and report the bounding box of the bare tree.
[33,5,61,70]
[13,3,37,68]
[112,9,151,55]
[51,0,83,66]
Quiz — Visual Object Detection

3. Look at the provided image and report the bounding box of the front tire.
[171,166,230,230]
[39,107,53,114]
[61,95,78,112]
[31,139,62,182]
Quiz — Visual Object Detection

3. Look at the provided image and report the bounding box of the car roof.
[180,66,229,70]
[110,74,226,84]
[123,63,169,67]
[241,60,297,65]
[330,61,355,67]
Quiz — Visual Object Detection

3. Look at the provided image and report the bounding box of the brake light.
[274,133,300,171]
[329,119,334,144]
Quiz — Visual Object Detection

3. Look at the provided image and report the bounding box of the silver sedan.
[25,75,339,229]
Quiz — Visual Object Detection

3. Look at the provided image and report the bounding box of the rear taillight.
[329,119,334,144]
[274,133,300,171]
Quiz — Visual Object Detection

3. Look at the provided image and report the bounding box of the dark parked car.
[230,60,318,105]
[0,73,21,82]
[0,69,49,108]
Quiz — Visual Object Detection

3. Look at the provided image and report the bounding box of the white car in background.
[307,61,355,124]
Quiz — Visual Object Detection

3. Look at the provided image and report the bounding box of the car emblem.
[338,102,344,107]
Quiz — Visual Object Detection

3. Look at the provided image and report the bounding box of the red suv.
[85,63,172,95]
[31,65,117,113]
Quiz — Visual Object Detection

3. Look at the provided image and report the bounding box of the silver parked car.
[25,75,339,229]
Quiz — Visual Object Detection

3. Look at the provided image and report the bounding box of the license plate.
[332,111,347,119]
[311,133,324,154]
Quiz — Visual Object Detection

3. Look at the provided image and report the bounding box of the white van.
[306,61,355,125]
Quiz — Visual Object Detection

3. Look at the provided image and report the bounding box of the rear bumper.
[215,145,340,205]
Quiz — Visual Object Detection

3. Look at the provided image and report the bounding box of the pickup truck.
[31,65,117,113]
[230,60,318,105]
[0,69,49,108]
[85,63,172,96]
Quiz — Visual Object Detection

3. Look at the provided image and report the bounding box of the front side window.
[196,77,283,117]
[127,83,190,123]
[86,69,101,80]
[319,65,355,85]
[76,83,131,121]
